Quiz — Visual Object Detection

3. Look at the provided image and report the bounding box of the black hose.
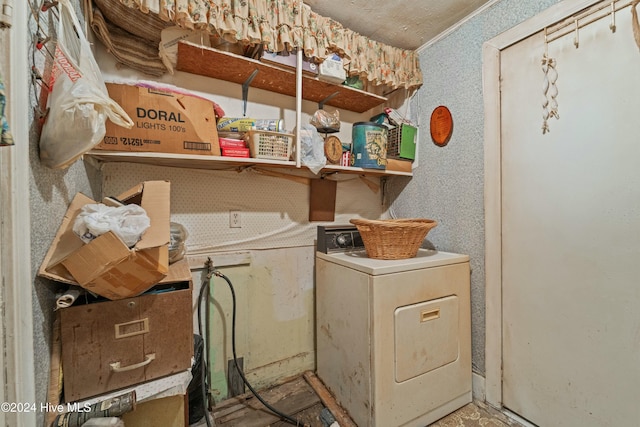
[212,270,303,426]
[198,270,213,427]
[198,260,303,427]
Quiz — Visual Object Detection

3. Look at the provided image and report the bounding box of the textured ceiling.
[304,0,494,50]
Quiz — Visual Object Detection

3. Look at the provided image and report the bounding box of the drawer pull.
[421,308,440,322]
[114,318,149,339]
[110,353,156,373]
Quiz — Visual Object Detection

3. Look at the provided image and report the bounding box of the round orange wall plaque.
[430,106,453,147]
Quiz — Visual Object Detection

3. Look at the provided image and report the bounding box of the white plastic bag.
[297,124,326,174]
[72,203,151,248]
[169,221,189,263]
[39,0,133,169]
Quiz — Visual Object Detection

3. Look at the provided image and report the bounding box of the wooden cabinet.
[60,281,193,401]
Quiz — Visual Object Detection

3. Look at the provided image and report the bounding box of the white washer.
[316,231,472,427]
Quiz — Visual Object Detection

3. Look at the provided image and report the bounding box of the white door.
[498,8,640,427]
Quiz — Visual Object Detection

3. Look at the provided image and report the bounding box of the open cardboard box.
[39,181,171,300]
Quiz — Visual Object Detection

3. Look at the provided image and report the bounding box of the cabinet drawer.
[60,285,193,401]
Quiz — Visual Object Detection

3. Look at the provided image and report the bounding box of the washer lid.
[316,249,469,275]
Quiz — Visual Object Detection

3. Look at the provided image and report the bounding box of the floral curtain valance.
[116,0,423,90]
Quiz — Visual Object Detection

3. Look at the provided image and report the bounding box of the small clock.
[324,135,343,164]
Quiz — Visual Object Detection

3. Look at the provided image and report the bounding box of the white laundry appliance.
[315,225,472,427]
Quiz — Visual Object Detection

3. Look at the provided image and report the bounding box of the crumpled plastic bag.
[297,124,326,174]
[72,203,151,248]
[310,109,340,131]
[169,222,189,263]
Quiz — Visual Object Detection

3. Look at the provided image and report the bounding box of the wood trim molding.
[482,39,502,408]
[2,2,37,425]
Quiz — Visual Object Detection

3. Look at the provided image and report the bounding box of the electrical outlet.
[229,210,241,228]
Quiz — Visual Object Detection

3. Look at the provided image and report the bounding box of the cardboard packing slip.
[94,83,221,156]
[38,181,171,300]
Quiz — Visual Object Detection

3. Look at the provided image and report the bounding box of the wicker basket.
[349,218,438,260]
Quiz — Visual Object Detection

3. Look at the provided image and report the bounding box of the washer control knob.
[335,233,352,247]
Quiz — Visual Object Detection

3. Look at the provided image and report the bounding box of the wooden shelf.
[176,42,387,113]
[85,151,412,177]
[89,43,411,178]
[321,164,412,177]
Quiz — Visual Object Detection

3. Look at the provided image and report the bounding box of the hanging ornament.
[542,55,550,134]
[541,28,559,135]
[547,57,559,123]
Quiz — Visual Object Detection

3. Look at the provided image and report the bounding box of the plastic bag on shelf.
[310,108,340,132]
[297,124,326,174]
[72,203,151,248]
[39,0,133,169]
[169,222,189,263]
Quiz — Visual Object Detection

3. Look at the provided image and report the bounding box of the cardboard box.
[261,50,318,75]
[386,158,413,173]
[39,181,171,300]
[122,394,187,427]
[318,53,346,84]
[60,260,194,401]
[94,83,221,156]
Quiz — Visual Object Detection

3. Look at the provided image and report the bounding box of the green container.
[351,122,387,169]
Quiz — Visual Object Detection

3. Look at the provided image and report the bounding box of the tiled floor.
[194,400,524,427]
[429,402,524,427]
[192,375,525,427]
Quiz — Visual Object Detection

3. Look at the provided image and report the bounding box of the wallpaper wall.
[388,0,560,376]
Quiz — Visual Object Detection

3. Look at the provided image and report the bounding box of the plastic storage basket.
[246,130,293,161]
[349,218,438,260]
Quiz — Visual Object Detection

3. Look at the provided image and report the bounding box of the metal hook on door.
[544,27,549,57]
[573,18,580,48]
[609,0,617,32]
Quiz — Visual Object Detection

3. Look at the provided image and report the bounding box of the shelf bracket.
[318,91,340,110]
[242,69,259,116]
[234,165,255,174]
[320,171,339,179]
